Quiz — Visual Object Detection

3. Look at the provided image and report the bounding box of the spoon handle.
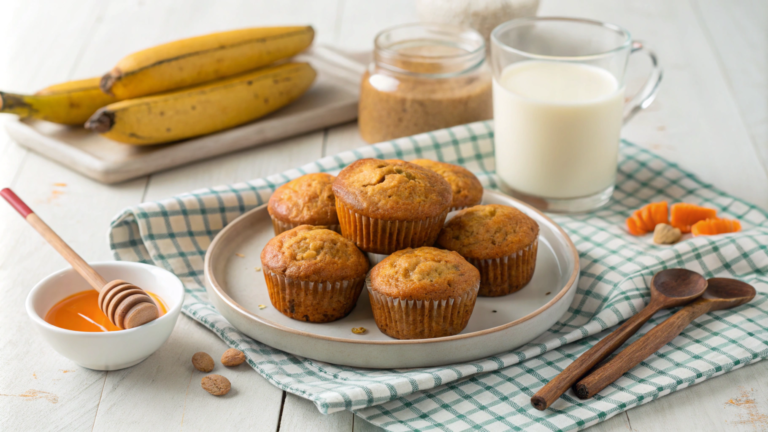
[573,301,710,399]
[531,301,660,410]
[1,188,108,290]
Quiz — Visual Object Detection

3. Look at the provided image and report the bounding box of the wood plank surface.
[280,393,354,432]
[0,1,134,431]
[692,0,768,179]
[1,1,767,432]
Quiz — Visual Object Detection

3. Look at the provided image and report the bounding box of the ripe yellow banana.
[101,26,314,99]
[0,77,118,125]
[86,62,316,145]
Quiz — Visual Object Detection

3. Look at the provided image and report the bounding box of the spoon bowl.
[650,268,708,307]
[701,277,756,308]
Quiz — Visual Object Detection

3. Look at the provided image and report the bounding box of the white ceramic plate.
[204,190,579,368]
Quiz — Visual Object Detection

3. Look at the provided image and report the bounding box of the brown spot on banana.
[85,108,115,133]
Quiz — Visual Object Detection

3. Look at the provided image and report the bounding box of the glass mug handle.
[623,41,663,125]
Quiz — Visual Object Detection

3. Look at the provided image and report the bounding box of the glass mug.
[490,17,662,213]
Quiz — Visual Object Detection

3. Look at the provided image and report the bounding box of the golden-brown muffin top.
[411,159,483,210]
[437,204,539,260]
[370,247,480,301]
[268,173,338,226]
[260,225,368,282]
[332,158,452,220]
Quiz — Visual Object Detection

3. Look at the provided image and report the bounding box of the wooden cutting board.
[4,46,366,184]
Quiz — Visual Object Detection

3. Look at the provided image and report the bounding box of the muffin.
[437,204,539,297]
[368,247,480,339]
[260,225,369,322]
[268,173,339,235]
[332,158,452,254]
[411,159,483,211]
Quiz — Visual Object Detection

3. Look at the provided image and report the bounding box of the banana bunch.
[1,26,316,145]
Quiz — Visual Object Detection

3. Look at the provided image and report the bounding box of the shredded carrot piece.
[691,218,742,236]
[627,216,646,236]
[670,203,717,233]
[629,211,646,233]
[626,201,669,235]
[650,201,670,226]
[639,207,656,232]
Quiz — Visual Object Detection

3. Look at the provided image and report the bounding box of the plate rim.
[204,189,579,345]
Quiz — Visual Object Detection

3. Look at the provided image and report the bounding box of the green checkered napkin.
[109,121,768,432]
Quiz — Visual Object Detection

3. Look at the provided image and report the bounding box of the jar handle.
[623,41,663,125]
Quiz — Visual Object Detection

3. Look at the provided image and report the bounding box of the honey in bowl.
[44,290,167,332]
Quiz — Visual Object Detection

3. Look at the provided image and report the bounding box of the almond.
[221,348,246,367]
[201,374,231,396]
[192,352,214,372]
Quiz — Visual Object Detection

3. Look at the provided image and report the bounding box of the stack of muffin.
[260,158,539,340]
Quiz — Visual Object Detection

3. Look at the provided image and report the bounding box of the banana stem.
[0,92,34,116]
[85,109,115,133]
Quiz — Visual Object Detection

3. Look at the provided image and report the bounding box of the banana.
[101,26,314,99]
[0,77,118,125]
[86,62,316,145]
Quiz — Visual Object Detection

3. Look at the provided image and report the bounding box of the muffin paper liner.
[465,238,538,297]
[336,200,448,254]
[366,252,389,266]
[270,217,341,236]
[449,200,481,213]
[263,268,365,323]
[367,277,480,340]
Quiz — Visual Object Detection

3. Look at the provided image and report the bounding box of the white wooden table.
[1,1,766,431]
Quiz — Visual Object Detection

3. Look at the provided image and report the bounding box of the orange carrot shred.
[627,216,646,236]
[631,210,648,232]
[629,201,670,234]
[670,203,717,233]
[650,201,670,226]
[691,218,742,237]
[640,207,656,232]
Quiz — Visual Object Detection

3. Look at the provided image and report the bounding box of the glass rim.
[372,22,486,78]
[374,22,486,61]
[491,17,632,61]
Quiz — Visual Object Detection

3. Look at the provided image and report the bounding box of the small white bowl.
[26,261,185,371]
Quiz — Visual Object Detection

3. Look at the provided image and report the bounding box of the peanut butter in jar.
[358,23,492,144]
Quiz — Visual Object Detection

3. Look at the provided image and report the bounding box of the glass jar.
[358,23,493,144]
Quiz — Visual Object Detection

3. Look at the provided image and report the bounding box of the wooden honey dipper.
[1,188,158,329]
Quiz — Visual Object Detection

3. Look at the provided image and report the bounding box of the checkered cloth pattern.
[109,121,768,432]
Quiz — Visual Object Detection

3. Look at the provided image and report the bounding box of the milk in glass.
[493,61,624,199]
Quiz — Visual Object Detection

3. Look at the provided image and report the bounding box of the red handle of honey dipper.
[1,188,34,218]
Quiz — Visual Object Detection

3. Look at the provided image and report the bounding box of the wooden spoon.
[573,277,756,399]
[531,268,707,410]
[1,188,158,329]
